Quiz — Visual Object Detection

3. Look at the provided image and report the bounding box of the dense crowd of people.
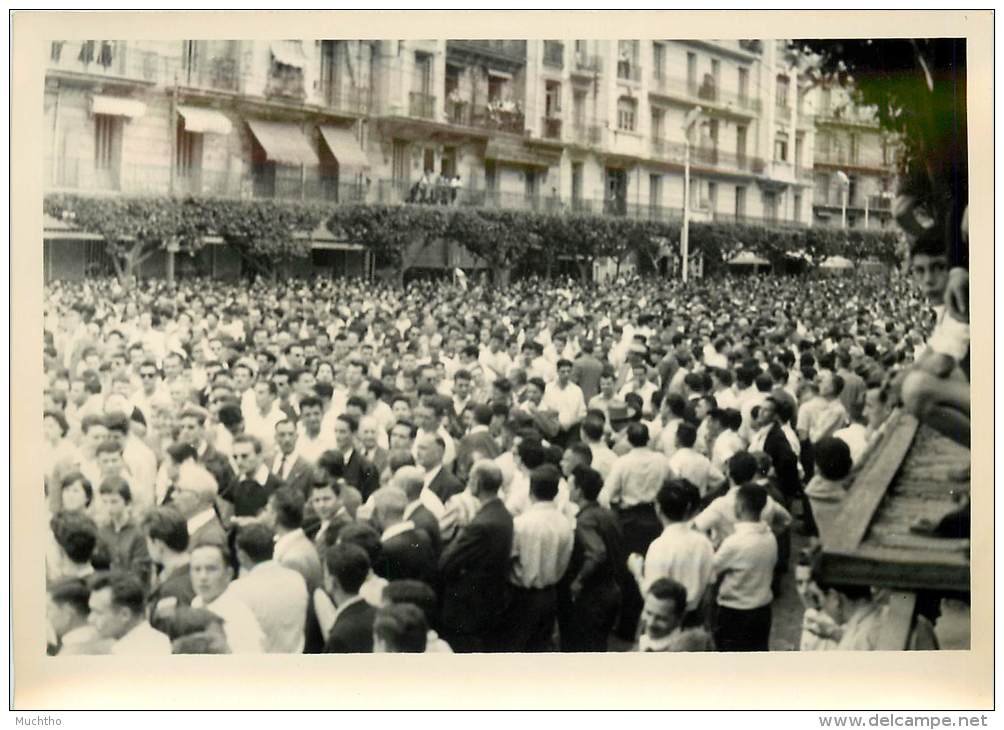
[41,225,971,655]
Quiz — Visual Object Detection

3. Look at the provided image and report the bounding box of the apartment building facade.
[810,84,898,229]
[43,38,888,281]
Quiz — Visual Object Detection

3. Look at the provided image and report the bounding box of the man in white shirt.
[542,359,587,443]
[190,542,265,654]
[618,360,659,418]
[242,380,286,459]
[807,372,850,445]
[229,523,309,654]
[693,451,791,549]
[505,464,574,651]
[667,422,726,498]
[88,571,170,655]
[708,408,746,474]
[628,480,714,617]
[580,415,616,480]
[296,396,337,465]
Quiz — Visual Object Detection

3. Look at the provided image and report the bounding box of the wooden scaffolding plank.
[826,411,920,554]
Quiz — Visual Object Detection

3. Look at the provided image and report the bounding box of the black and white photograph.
[10,9,991,712]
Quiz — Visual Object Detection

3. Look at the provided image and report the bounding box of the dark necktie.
[278,453,289,479]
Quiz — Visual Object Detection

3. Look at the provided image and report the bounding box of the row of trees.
[44,194,902,287]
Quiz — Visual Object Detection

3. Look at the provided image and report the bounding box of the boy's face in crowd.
[911,252,949,302]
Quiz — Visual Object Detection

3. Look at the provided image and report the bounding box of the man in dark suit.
[140,506,196,633]
[228,435,283,521]
[454,404,500,483]
[334,414,380,500]
[416,433,464,507]
[393,466,442,556]
[438,460,514,653]
[272,419,314,498]
[558,465,624,652]
[305,478,356,552]
[371,486,437,586]
[322,543,377,653]
[751,397,801,509]
[572,340,605,405]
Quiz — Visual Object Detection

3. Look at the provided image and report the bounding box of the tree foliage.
[788,39,967,235]
[44,194,326,285]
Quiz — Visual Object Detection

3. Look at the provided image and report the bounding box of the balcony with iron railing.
[321,85,373,116]
[649,75,761,114]
[47,41,169,85]
[617,61,642,83]
[445,40,528,66]
[45,156,816,231]
[178,55,241,93]
[542,116,562,141]
[814,108,880,128]
[571,53,603,76]
[409,91,437,120]
[543,41,564,69]
[813,148,895,171]
[649,140,766,175]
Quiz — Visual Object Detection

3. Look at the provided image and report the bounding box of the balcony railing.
[45,157,814,232]
[179,56,241,93]
[617,62,642,82]
[47,41,169,85]
[446,40,528,65]
[649,75,762,113]
[445,98,472,125]
[44,157,369,203]
[814,149,894,170]
[473,103,525,134]
[409,92,437,120]
[543,42,564,69]
[571,53,603,75]
[815,109,880,127]
[650,140,766,174]
[542,116,562,141]
[322,86,372,115]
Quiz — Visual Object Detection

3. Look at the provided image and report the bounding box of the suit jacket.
[454,430,500,483]
[427,467,464,506]
[376,527,437,586]
[323,599,376,653]
[306,509,355,554]
[360,446,390,477]
[573,354,605,404]
[763,423,801,502]
[438,498,514,638]
[230,472,283,518]
[277,454,315,499]
[342,450,381,501]
[408,503,442,556]
[275,530,324,593]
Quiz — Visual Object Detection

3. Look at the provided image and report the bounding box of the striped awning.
[318,125,370,171]
[246,119,317,166]
[178,106,232,135]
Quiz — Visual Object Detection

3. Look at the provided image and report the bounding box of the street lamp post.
[681,106,703,284]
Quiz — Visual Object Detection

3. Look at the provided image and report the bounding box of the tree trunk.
[575,258,591,283]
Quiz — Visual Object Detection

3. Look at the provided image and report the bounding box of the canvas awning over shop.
[178,105,233,135]
[728,251,770,266]
[246,119,318,166]
[820,255,854,269]
[318,125,371,172]
[270,40,308,68]
[486,137,557,168]
[91,95,146,118]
